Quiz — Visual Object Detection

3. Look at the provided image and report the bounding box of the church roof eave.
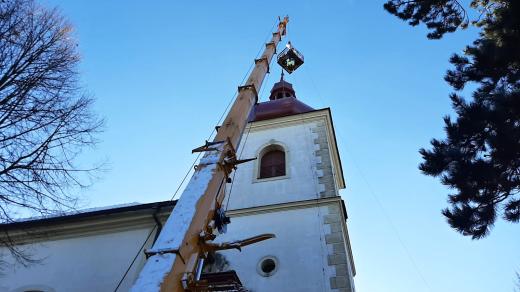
[0,200,176,232]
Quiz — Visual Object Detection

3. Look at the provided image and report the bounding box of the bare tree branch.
[0,0,103,268]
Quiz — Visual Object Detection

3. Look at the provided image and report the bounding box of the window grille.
[259,150,285,178]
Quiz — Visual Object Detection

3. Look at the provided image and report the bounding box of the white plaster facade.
[228,109,345,210]
[1,229,152,292]
[0,203,171,292]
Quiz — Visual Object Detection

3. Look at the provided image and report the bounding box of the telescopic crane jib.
[131,16,290,292]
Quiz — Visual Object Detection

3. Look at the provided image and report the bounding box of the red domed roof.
[268,79,295,100]
[248,76,314,122]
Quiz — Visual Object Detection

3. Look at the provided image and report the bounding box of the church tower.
[205,75,356,292]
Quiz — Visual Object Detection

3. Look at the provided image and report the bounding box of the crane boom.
[131,17,289,292]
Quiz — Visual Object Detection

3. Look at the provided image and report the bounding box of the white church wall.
[228,118,328,210]
[0,226,156,292]
[214,205,336,292]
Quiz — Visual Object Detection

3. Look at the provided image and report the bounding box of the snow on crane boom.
[131,16,289,292]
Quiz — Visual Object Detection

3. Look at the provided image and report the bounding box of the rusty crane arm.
[131,17,289,292]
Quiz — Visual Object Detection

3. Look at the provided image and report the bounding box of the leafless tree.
[0,0,103,267]
[516,272,520,292]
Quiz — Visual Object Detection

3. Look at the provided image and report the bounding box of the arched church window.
[259,145,286,179]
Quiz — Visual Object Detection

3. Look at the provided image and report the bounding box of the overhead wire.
[225,43,274,211]
[204,18,279,144]
[171,18,278,202]
[343,145,433,291]
[112,19,279,291]
[304,66,433,292]
[113,225,157,291]
[223,30,278,212]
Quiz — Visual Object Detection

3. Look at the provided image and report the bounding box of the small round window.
[257,256,278,277]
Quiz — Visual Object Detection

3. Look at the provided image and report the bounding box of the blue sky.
[43,1,519,291]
